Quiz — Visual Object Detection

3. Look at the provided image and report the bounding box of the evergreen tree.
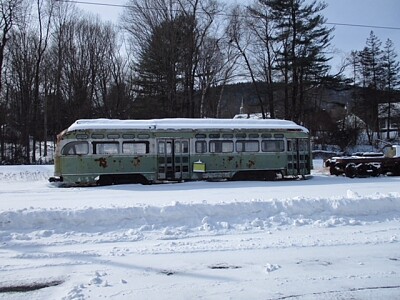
[249,0,333,123]
[122,0,221,118]
[382,38,400,139]
[353,31,398,142]
[348,50,362,85]
[359,32,385,138]
[382,39,400,92]
[360,31,384,89]
[136,14,195,117]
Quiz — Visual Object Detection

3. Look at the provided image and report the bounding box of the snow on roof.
[67,118,308,133]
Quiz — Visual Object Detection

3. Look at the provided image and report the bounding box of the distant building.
[378,103,400,139]
[234,98,270,119]
[234,113,266,119]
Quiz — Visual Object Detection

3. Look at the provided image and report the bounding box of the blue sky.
[76,0,400,73]
[321,0,400,70]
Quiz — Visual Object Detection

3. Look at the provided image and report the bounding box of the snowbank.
[1,193,400,235]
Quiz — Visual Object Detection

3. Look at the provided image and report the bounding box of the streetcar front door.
[157,139,190,181]
[286,138,310,176]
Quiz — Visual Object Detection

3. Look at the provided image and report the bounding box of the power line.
[56,0,130,9]
[326,22,400,31]
[56,0,400,31]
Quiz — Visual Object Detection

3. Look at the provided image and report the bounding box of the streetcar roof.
[67,118,308,133]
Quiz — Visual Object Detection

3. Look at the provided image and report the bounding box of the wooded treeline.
[0,0,399,163]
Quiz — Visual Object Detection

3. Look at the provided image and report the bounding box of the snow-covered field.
[0,160,399,299]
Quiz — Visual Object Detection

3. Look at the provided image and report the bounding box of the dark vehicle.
[325,146,400,178]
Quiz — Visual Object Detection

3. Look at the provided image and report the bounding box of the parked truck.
[325,145,400,178]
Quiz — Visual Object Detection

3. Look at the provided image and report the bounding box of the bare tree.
[0,0,24,92]
[198,34,240,118]
[1,0,132,163]
[47,1,78,135]
[0,0,25,162]
[122,0,222,118]
[32,0,54,160]
[247,1,278,118]
[94,26,134,119]
[7,20,37,163]
[198,36,222,117]
[227,5,266,118]
[177,0,222,117]
[215,40,240,118]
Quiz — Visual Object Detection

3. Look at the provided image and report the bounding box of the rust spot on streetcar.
[133,157,141,167]
[95,157,108,168]
[247,160,255,168]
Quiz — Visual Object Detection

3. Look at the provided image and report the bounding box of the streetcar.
[49,118,312,186]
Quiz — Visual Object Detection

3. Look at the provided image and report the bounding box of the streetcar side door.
[286,138,310,176]
[157,138,190,181]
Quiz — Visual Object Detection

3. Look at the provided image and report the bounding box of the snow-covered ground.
[0,160,399,299]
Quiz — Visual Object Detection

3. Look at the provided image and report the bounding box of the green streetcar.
[49,118,312,186]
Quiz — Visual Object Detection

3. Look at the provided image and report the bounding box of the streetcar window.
[76,134,88,139]
[209,134,220,138]
[158,141,172,154]
[287,140,297,151]
[274,134,284,138]
[91,134,104,139]
[183,141,189,153]
[175,141,189,153]
[137,134,150,139]
[93,142,119,154]
[222,133,233,138]
[123,142,149,154]
[209,140,233,153]
[107,134,120,139]
[195,141,207,153]
[61,141,89,155]
[249,133,259,138]
[122,134,135,139]
[236,140,259,152]
[299,139,309,151]
[195,134,206,139]
[235,133,246,138]
[262,140,285,152]
[261,133,272,138]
